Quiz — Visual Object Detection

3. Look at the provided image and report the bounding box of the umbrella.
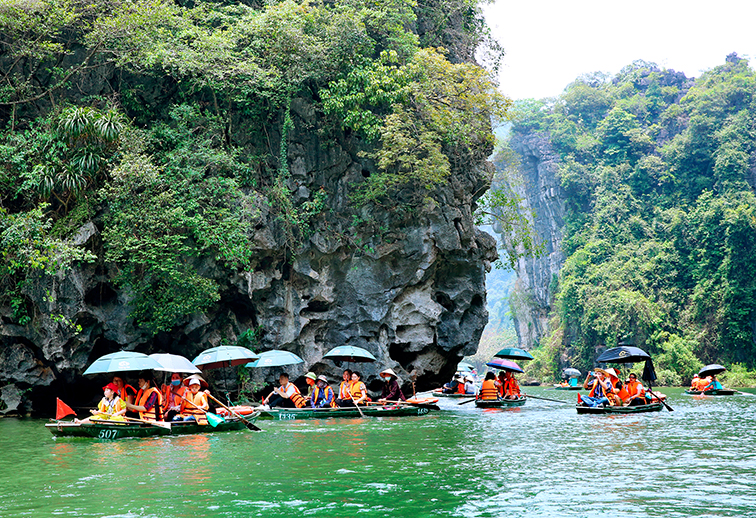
[596,346,651,364]
[494,347,534,361]
[149,353,202,373]
[323,346,376,363]
[83,351,162,375]
[485,358,524,373]
[699,364,726,377]
[457,362,475,372]
[192,346,259,370]
[246,350,304,368]
[562,367,581,377]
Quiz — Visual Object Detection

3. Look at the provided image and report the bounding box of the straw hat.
[183,374,208,389]
[593,368,616,379]
[380,369,398,379]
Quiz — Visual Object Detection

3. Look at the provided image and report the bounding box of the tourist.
[702,374,723,392]
[340,371,369,407]
[304,371,317,398]
[161,372,187,422]
[378,368,406,403]
[690,373,701,390]
[111,375,136,406]
[501,371,521,400]
[335,369,354,406]
[580,370,614,408]
[442,373,464,394]
[478,372,499,400]
[622,373,647,406]
[175,378,209,423]
[125,373,163,421]
[75,382,126,424]
[311,375,336,408]
[497,371,506,397]
[464,375,476,395]
[263,373,307,409]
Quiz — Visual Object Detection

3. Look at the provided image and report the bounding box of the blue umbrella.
[149,353,202,374]
[457,362,475,372]
[83,351,162,375]
[192,346,259,370]
[246,350,304,368]
[323,346,376,363]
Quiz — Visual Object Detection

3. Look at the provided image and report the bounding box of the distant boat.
[474,396,527,408]
[576,402,663,414]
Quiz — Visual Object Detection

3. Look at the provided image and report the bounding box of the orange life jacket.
[163,385,187,409]
[311,385,337,407]
[503,377,520,396]
[117,384,137,404]
[479,379,499,400]
[625,380,645,399]
[135,386,162,421]
[338,380,353,399]
[589,379,613,399]
[455,382,466,394]
[287,383,308,408]
[180,391,208,415]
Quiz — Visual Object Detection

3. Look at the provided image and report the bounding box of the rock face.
[497,133,566,349]
[0,99,497,414]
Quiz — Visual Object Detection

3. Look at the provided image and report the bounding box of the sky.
[482,0,756,100]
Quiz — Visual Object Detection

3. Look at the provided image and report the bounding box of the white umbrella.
[149,353,202,373]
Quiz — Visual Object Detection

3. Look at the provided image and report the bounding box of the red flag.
[577,393,582,404]
[56,398,77,420]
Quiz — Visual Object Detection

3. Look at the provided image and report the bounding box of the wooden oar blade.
[153,420,172,430]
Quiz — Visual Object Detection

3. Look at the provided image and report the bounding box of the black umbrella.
[699,364,726,377]
[642,359,657,383]
[596,346,651,364]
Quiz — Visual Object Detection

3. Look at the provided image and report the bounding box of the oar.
[647,388,674,412]
[522,394,569,404]
[206,393,261,432]
[457,398,477,405]
[382,399,440,410]
[178,394,226,427]
[92,415,171,430]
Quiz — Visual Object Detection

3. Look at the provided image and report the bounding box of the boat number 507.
[98,429,119,439]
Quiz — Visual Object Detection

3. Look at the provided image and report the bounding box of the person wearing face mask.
[125,372,163,421]
[310,375,337,408]
[377,369,406,403]
[161,373,187,422]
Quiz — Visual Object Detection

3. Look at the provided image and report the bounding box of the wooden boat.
[576,402,663,415]
[685,389,737,396]
[474,396,527,408]
[431,390,475,398]
[46,417,251,439]
[553,384,582,390]
[258,404,438,421]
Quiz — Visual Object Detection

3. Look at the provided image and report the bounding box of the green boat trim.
[575,402,663,415]
[685,389,737,396]
[45,417,252,439]
[258,405,436,421]
[474,396,527,408]
[431,391,475,398]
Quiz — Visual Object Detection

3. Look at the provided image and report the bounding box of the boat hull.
[685,389,737,396]
[259,405,435,420]
[553,385,582,390]
[474,396,527,408]
[576,402,663,414]
[46,417,250,439]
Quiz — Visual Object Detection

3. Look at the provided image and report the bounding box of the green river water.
[2,387,756,518]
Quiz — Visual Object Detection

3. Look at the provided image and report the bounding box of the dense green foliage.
[0,0,508,333]
[512,56,756,379]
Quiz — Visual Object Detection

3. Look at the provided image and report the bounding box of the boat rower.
[378,369,406,403]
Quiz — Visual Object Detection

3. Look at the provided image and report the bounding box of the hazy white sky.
[482,0,756,100]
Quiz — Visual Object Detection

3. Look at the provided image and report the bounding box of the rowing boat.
[45,416,252,439]
[553,385,582,391]
[258,404,438,421]
[684,389,737,396]
[474,396,527,408]
[431,390,475,398]
[575,402,663,415]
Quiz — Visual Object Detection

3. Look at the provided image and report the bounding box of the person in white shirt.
[262,373,306,408]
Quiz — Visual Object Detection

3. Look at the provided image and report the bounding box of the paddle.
[381,399,440,410]
[206,393,262,432]
[178,394,226,427]
[92,415,171,430]
[522,394,569,404]
[457,398,477,405]
[646,388,674,412]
